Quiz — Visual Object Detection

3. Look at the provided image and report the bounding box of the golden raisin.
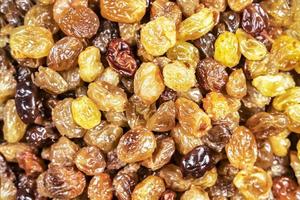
[202,92,230,121]
[71,96,101,129]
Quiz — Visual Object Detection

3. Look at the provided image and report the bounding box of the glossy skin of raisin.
[196,58,228,92]
[107,38,137,77]
[202,125,231,153]
[88,173,113,200]
[58,6,99,38]
[25,125,58,149]
[272,176,298,200]
[180,145,215,178]
[220,11,240,33]
[193,33,216,58]
[242,3,269,35]
[47,36,83,72]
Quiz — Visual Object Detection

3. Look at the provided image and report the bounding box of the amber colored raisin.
[151,0,182,26]
[196,58,228,92]
[159,164,191,192]
[132,175,166,200]
[74,146,106,176]
[146,101,176,132]
[226,69,247,99]
[88,173,113,200]
[58,6,99,38]
[52,0,88,23]
[16,150,44,176]
[180,145,215,178]
[117,127,156,163]
[255,140,273,170]
[175,97,211,137]
[142,136,175,171]
[134,62,165,105]
[203,92,230,121]
[107,38,137,77]
[47,36,83,71]
[160,190,177,200]
[272,176,298,200]
[228,0,253,12]
[246,112,289,139]
[37,165,86,199]
[225,126,257,169]
[100,0,147,23]
[181,186,210,200]
[233,166,272,200]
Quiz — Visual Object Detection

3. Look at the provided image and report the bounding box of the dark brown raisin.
[220,11,240,33]
[25,125,59,149]
[202,125,231,153]
[242,3,269,36]
[180,145,215,178]
[193,33,216,58]
[196,58,228,92]
[107,38,138,77]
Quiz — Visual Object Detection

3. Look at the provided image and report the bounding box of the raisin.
[47,36,83,72]
[15,67,43,124]
[160,190,177,200]
[220,11,240,33]
[158,87,177,104]
[151,0,182,26]
[92,19,119,54]
[202,125,231,153]
[107,38,138,77]
[193,32,216,58]
[88,173,113,200]
[180,145,215,178]
[16,150,44,176]
[242,3,269,35]
[25,125,58,149]
[196,57,228,92]
[58,6,99,38]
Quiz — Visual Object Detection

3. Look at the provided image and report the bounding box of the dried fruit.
[10,25,54,59]
[233,166,272,200]
[228,0,253,12]
[178,8,215,41]
[134,62,165,105]
[268,129,291,157]
[75,146,106,176]
[52,0,88,23]
[3,99,27,143]
[163,61,196,92]
[193,33,215,58]
[141,16,176,56]
[202,125,231,153]
[181,186,209,200]
[142,136,175,171]
[255,139,273,170]
[50,136,79,166]
[15,67,42,124]
[87,80,128,112]
[25,125,58,149]
[24,5,59,33]
[84,121,123,153]
[220,11,240,33]
[242,3,269,35]
[246,112,289,139]
[167,41,199,69]
[37,165,86,199]
[132,175,165,200]
[159,164,191,192]
[47,36,83,72]
[180,145,214,178]
[16,150,44,176]
[58,6,99,38]
[107,38,137,77]
[71,96,101,129]
[52,98,86,138]
[151,0,182,26]
[0,143,31,162]
[99,67,120,86]
[214,31,241,67]
[196,58,228,92]
[146,101,176,132]
[117,127,156,163]
[34,66,69,94]
[176,0,201,17]
[171,125,203,155]
[242,83,271,109]
[175,97,211,137]
[119,22,139,46]
[100,0,147,23]
[272,176,298,200]
[226,69,247,99]
[88,173,113,200]
[225,126,257,169]
[236,29,267,61]
[203,92,230,121]
[78,46,104,83]
[285,104,300,133]
[273,87,300,111]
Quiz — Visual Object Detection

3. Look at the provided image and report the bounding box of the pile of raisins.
[0,0,300,199]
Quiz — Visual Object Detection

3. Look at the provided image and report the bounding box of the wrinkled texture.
[132,175,165,200]
[141,16,176,56]
[88,173,113,200]
[117,127,156,163]
[225,126,257,169]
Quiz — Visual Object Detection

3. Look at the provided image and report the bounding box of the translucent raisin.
[88,173,113,200]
